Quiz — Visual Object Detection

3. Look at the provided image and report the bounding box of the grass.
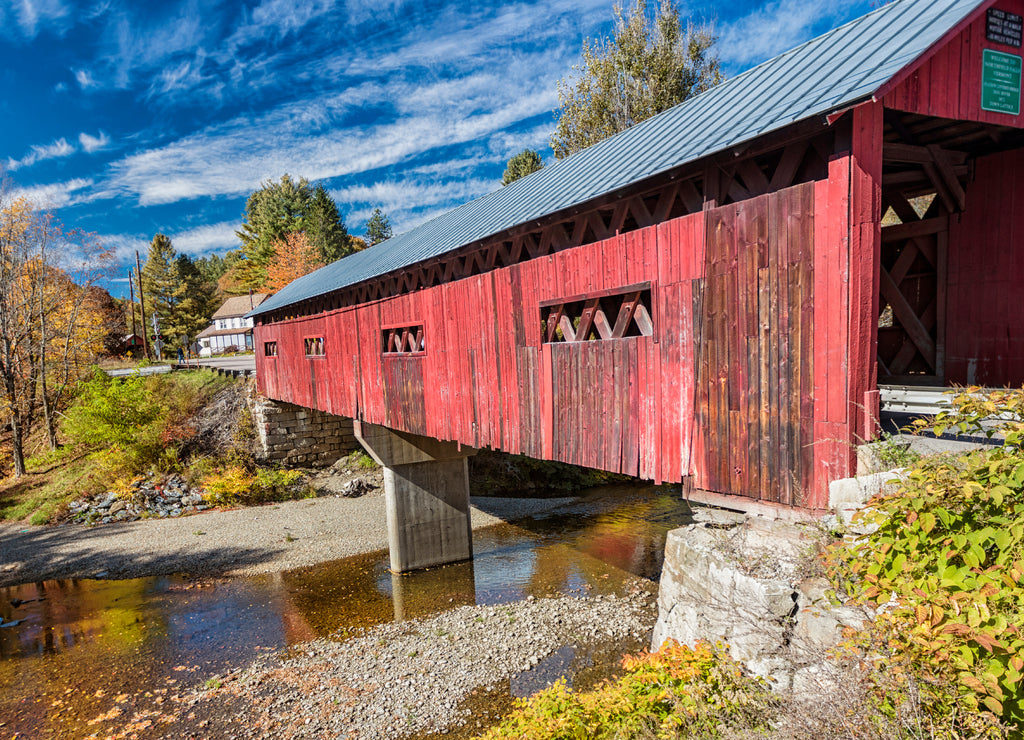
[0,449,106,524]
[1,368,237,525]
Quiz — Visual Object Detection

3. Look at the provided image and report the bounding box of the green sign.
[982,48,1022,115]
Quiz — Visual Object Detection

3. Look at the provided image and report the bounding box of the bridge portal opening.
[878,111,1024,394]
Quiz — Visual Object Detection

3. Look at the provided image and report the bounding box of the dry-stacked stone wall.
[248,393,359,467]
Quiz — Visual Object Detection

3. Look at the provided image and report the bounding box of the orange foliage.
[264,231,325,292]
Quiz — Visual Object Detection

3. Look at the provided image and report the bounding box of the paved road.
[188,355,257,373]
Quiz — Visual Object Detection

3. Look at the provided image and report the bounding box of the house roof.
[197,325,255,339]
[214,293,270,319]
[251,0,989,319]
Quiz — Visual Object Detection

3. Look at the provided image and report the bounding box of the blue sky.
[0,0,876,296]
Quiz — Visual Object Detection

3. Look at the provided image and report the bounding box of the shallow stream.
[0,485,692,738]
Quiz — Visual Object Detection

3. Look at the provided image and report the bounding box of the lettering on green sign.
[982,48,1022,115]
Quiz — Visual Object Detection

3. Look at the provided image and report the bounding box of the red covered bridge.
[251,0,1024,569]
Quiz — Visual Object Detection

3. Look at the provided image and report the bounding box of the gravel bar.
[166,589,658,739]
[0,495,577,588]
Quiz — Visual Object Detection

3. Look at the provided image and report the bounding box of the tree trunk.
[3,369,25,477]
[9,413,26,477]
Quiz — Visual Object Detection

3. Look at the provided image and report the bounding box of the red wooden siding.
[883,0,1024,127]
[698,185,816,506]
[946,148,1024,386]
[257,165,872,510]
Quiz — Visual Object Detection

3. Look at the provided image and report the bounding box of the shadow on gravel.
[0,523,286,588]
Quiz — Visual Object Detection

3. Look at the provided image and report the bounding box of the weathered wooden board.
[254,174,856,510]
[881,0,1024,128]
[946,148,1024,387]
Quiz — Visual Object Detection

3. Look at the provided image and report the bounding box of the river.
[0,485,693,738]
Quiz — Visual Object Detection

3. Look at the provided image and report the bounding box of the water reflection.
[0,486,692,738]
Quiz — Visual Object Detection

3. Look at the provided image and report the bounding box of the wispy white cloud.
[6,136,75,171]
[169,220,239,255]
[78,130,110,152]
[95,232,150,262]
[89,67,554,207]
[230,0,336,43]
[74,67,97,89]
[0,0,73,39]
[716,0,863,69]
[11,177,93,208]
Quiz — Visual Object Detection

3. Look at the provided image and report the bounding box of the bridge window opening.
[382,325,426,355]
[541,284,654,343]
[264,341,278,357]
[304,337,325,356]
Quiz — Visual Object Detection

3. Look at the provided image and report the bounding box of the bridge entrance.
[878,111,1024,391]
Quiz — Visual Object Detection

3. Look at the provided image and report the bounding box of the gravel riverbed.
[0,494,576,588]
[164,587,657,739]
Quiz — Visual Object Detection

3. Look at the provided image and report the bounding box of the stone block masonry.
[248,391,359,467]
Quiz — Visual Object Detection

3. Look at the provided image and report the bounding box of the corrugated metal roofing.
[252,0,987,318]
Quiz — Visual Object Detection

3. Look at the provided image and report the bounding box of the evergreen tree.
[365,207,392,246]
[307,184,353,263]
[502,149,545,186]
[232,174,314,290]
[166,255,218,348]
[551,0,722,159]
[141,233,178,334]
[195,253,228,284]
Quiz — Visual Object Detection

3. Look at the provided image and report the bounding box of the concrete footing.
[355,421,476,573]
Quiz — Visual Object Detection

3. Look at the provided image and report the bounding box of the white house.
[196,293,269,356]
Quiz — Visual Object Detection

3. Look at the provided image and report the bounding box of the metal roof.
[252,0,986,318]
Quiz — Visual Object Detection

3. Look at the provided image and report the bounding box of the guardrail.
[879,384,954,416]
[173,364,254,379]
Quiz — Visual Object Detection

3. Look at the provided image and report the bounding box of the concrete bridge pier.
[354,421,475,573]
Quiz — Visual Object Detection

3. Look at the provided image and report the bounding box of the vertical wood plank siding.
[946,148,1024,387]
[256,166,866,509]
[883,0,1024,128]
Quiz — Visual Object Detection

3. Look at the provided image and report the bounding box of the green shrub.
[60,368,231,484]
[827,387,1024,735]
[478,640,776,739]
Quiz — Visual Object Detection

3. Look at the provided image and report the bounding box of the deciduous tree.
[502,149,545,186]
[265,231,325,292]
[551,0,722,159]
[1,183,112,470]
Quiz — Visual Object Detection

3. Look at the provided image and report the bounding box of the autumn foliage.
[264,231,325,292]
[1,187,112,476]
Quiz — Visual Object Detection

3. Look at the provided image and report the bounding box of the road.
[187,355,257,373]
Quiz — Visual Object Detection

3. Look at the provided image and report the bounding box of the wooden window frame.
[540,282,655,344]
[263,341,278,358]
[381,324,426,356]
[303,336,326,358]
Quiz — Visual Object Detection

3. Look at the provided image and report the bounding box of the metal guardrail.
[879,384,954,416]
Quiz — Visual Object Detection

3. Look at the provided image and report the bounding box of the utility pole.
[128,269,138,355]
[135,250,150,360]
[151,313,163,361]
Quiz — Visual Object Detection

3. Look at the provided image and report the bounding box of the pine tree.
[306,184,353,263]
[141,233,178,334]
[166,255,218,348]
[365,208,393,246]
[232,174,314,291]
[195,253,227,284]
